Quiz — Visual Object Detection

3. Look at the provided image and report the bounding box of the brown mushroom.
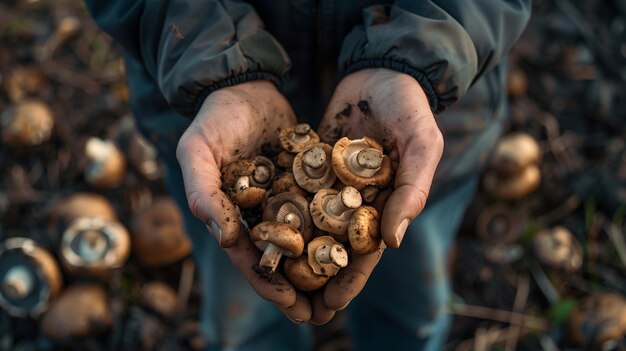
[270,172,307,197]
[249,156,275,189]
[483,164,541,201]
[276,151,296,169]
[1,100,54,147]
[307,236,348,276]
[51,193,118,230]
[284,255,329,291]
[348,206,380,255]
[310,187,362,236]
[41,284,112,341]
[263,192,313,242]
[490,133,541,174]
[293,143,337,193]
[221,159,267,209]
[0,238,62,318]
[475,203,520,245]
[507,67,528,99]
[139,281,179,319]
[533,226,583,272]
[131,197,192,267]
[566,293,626,347]
[250,222,304,272]
[2,67,46,102]
[111,116,161,181]
[331,137,393,191]
[279,123,320,153]
[84,137,127,189]
[60,217,131,277]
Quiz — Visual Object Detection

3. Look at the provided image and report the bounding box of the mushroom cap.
[250,222,304,258]
[279,124,321,153]
[483,164,541,201]
[1,100,54,147]
[276,151,296,169]
[507,67,528,99]
[0,238,62,318]
[51,193,118,234]
[249,156,275,189]
[490,133,541,174]
[293,143,337,193]
[310,188,362,235]
[284,255,329,291]
[84,137,127,189]
[270,172,307,197]
[307,236,348,276]
[131,197,192,267]
[138,281,179,319]
[221,159,266,209]
[263,192,313,242]
[567,293,626,347]
[3,66,46,102]
[348,206,380,255]
[331,137,393,191]
[533,226,583,271]
[41,284,112,341]
[475,203,520,245]
[60,217,131,277]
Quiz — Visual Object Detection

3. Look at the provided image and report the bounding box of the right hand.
[176,80,311,323]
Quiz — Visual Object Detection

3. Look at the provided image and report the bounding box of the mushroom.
[0,238,62,318]
[84,137,127,189]
[270,172,307,197]
[284,255,329,291]
[490,133,541,174]
[483,164,541,201]
[310,187,362,236]
[263,192,313,242]
[2,66,46,102]
[293,143,337,193]
[566,293,626,347]
[475,203,520,245]
[131,197,192,267]
[139,281,179,319]
[533,226,583,272]
[249,222,304,272]
[1,100,54,147]
[507,67,528,99]
[51,193,118,231]
[221,159,269,209]
[276,151,296,169]
[307,236,348,276]
[348,206,380,255]
[249,156,275,189]
[40,284,112,341]
[279,123,320,153]
[59,217,131,277]
[331,137,393,191]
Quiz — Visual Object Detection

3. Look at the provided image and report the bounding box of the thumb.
[176,134,240,248]
[381,129,443,248]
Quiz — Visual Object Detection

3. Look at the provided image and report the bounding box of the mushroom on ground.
[476,203,520,245]
[566,293,626,348]
[221,159,269,209]
[293,143,337,193]
[40,284,112,341]
[310,186,362,236]
[131,197,192,267]
[307,236,348,276]
[263,192,313,242]
[533,226,583,272]
[111,116,161,181]
[270,172,307,197]
[348,206,380,255]
[284,255,329,291]
[139,281,179,319]
[279,123,321,153]
[51,193,118,230]
[483,164,541,201]
[0,238,62,318]
[490,133,541,174]
[2,67,46,102]
[507,67,528,99]
[331,137,393,192]
[84,137,127,189]
[60,217,131,277]
[1,100,54,147]
[250,222,304,272]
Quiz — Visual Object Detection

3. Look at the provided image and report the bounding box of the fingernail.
[206,220,222,245]
[337,298,354,311]
[287,316,304,324]
[394,219,410,247]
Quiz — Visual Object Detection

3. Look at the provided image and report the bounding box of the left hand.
[313,68,444,322]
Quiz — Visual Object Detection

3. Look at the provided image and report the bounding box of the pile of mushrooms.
[222,124,394,292]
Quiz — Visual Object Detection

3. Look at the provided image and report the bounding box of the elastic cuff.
[345,59,440,113]
[183,71,281,118]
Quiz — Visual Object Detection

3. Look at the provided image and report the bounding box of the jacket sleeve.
[338,1,531,113]
[85,0,291,118]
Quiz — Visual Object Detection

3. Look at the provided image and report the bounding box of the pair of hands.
[176,68,444,324]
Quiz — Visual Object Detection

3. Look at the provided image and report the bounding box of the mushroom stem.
[347,148,383,177]
[315,244,348,268]
[253,165,271,184]
[326,187,362,217]
[291,124,312,143]
[283,212,302,230]
[78,230,108,261]
[2,266,34,299]
[302,146,328,178]
[259,244,284,272]
[234,176,250,192]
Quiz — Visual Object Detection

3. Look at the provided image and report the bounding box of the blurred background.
[0,0,625,350]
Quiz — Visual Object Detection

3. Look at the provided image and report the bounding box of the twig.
[456,325,537,351]
[605,223,626,269]
[534,195,581,228]
[529,259,560,304]
[447,302,549,331]
[506,274,530,351]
